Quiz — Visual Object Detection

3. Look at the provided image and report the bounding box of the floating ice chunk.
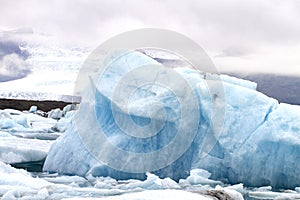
[0,118,16,129]
[0,112,29,129]
[0,161,52,199]
[0,160,126,199]
[215,185,244,200]
[249,191,300,199]
[178,179,191,188]
[124,173,180,190]
[0,111,14,129]
[25,113,57,132]
[3,109,24,116]
[0,111,11,119]
[0,137,53,164]
[186,169,222,185]
[0,131,11,137]
[29,105,37,113]
[0,110,56,133]
[9,131,61,140]
[43,175,88,187]
[48,108,63,119]
[0,161,51,189]
[52,110,75,132]
[225,183,245,194]
[62,104,77,117]
[120,173,164,190]
[254,186,272,192]
[94,181,115,189]
[52,117,71,132]
[5,112,61,139]
[14,115,30,128]
[161,177,181,189]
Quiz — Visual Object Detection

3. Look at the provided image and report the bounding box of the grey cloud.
[0,53,31,82]
[1,0,299,49]
[0,0,299,75]
[0,31,31,82]
[215,46,252,57]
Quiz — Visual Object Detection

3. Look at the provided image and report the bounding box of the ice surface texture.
[0,109,58,164]
[1,160,243,199]
[44,51,300,189]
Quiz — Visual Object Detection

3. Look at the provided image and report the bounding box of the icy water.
[4,169,299,200]
[28,170,258,199]
[11,160,45,172]
[3,161,296,200]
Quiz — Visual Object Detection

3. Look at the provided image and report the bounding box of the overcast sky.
[1,0,300,75]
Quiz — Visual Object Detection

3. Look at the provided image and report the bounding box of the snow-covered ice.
[186,169,222,186]
[52,110,75,132]
[3,158,300,200]
[0,109,57,132]
[65,190,214,200]
[29,106,37,113]
[43,51,300,189]
[249,190,300,200]
[0,161,243,199]
[0,136,52,164]
[48,108,63,120]
[0,108,62,164]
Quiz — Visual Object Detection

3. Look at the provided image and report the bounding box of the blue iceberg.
[43,51,300,189]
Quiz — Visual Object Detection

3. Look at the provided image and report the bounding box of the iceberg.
[44,51,300,189]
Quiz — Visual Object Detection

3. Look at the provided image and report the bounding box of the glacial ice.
[52,110,75,132]
[48,108,63,120]
[43,51,300,189]
[29,105,37,113]
[76,190,214,200]
[0,109,59,164]
[0,136,53,164]
[0,109,57,133]
[186,169,222,186]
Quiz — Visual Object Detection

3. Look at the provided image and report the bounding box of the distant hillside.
[0,94,81,111]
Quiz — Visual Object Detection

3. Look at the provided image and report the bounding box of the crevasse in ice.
[43,51,300,189]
